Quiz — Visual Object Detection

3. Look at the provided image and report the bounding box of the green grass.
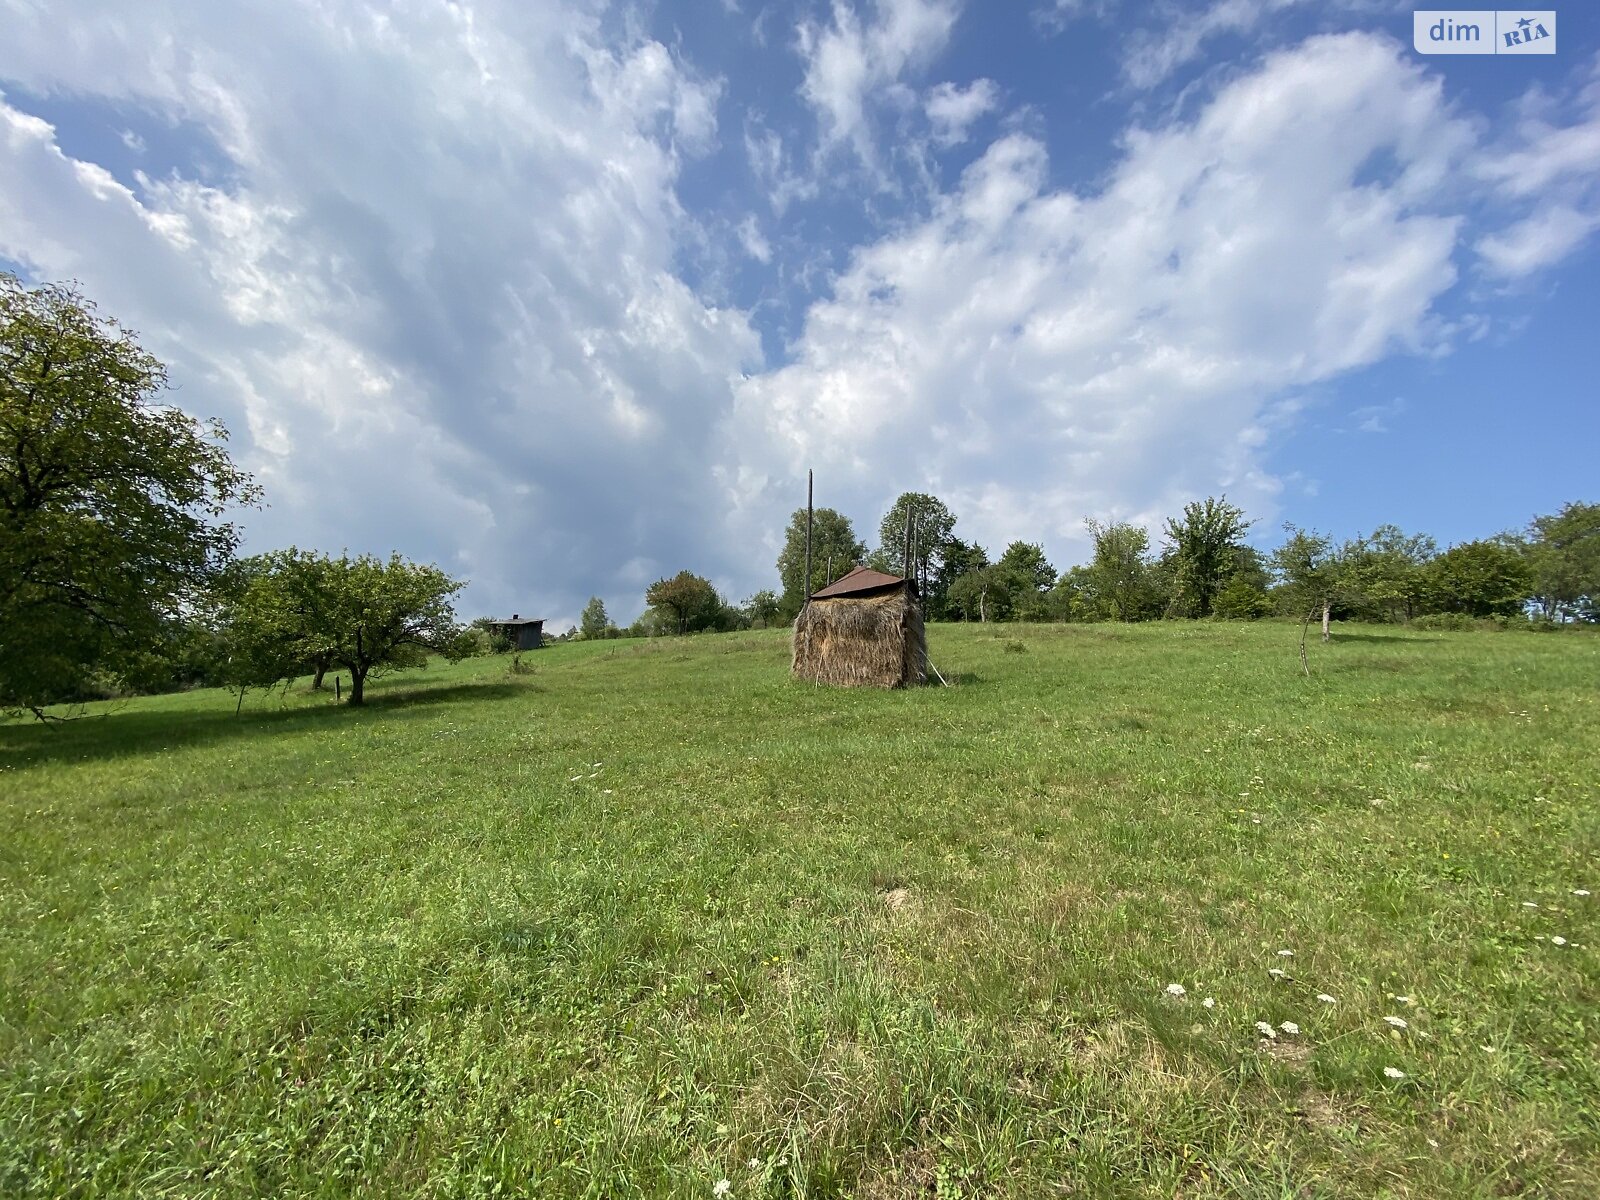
[3,622,1597,1198]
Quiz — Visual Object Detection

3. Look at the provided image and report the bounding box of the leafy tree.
[930,538,988,619]
[745,589,782,628]
[1271,526,1341,639]
[1423,540,1534,618]
[580,596,612,640]
[1161,497,1253,618]
[645,570,722,634]
[997,541,1056,594]
[1340,525,1436,623]
[878,492,958,593]
[947,565,1012,622]
[776,508,866,612]
[470,615,515,653]
[1526,501,1600,622]
[223,549,469,705]
[1081,520,1158,621]
[1,273,259,714]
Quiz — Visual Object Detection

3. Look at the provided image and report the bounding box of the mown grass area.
[2,621,1597,1198]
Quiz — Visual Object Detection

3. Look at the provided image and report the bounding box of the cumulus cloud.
[725,34,1474,563]
[0,1,758,627]
[924,79,1000,147]
[797,0,961,162]
[1475,56,1600,278]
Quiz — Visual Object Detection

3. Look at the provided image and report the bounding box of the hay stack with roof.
[792,565,927,688]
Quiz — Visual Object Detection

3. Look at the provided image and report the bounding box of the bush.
[1411,613,1476,632]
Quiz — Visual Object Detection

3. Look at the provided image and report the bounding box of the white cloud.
[1478,205,1600,277]
[797,0,961,162]
[924,79,1000,147]
[737,215,773,263]
[0,2,758,627]
[1123,0,1309,89]
[725,34,1473,564]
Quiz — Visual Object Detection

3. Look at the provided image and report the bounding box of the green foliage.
[580,596,612,640]
[744,589,782,629]
[1211,574,1272,619]
[1270,526,1340,619]
[878,491,958,594]
[469,616,516,654]
[0,273,259,714]
[931,538,989,619]
[1423,540,1534,618]
[777,507,866,611]
[223,549,468,704]
[4,624,1599,1196]
[1161,496,1253,618]
[644,570,722,635]
[1525,501,1600,622]
[1079,520,1160,621]
[1339,525,1437,623]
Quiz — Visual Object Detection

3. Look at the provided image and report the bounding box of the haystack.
[791,566,927,688]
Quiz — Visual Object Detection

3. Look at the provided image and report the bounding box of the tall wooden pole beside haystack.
[804,469,813,604]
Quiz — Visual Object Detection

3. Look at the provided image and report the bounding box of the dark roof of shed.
[809,565,914,600]
[488,616,545,626]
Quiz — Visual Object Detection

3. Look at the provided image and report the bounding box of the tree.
[1082,520,1158,621]
[1423,540,1534,618]
[645,570,722,634]
[930,538,988,619]
[1271,526,1341,641]
[1,274,259,714]
[776,507,866,613]
[878,492,958,593]
[948,565,1011,622]
[1526,501,1600,622]
[1161,497,1253,618]
[580,596,612,640]
[1340,525,1436,623]
[745,589,782,628]
[995,541,1055,620]
[222,550,469,705]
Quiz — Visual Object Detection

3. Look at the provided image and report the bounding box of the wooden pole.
[804,469,813,604]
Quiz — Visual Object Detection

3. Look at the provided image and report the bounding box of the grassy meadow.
[2,621,1597,1198]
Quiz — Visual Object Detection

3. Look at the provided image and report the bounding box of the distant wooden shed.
[487,613,545,651]
[792,566,927,688]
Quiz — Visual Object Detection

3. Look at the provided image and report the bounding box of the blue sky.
[2,1,1596,626]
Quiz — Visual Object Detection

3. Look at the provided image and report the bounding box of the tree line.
[594,491,1596,639]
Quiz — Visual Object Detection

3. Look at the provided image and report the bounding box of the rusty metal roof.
[809,565,913,599]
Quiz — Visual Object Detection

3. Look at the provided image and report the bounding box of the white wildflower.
[1255,1021,1278,1039]
[1280,1021,1300,1035]
[1316,993,1337,1004]
[1480,1045,1496,1053]
[1276,949,1294,958]
[1384,1016,1408,1029]
[713,1181,732,1197]
[1268,968,1287,980]
[1383,1066,1406,1079]
[1202,997,1216,1009]
[603,789,613,795]
[1165,983,1187,997]
[569,776,582,782]
[1551,936,1568,946]
[1573,889,1590,897]
[592,762,602,768]
[1389,994,1412,1004]
[1522,902,1539,909]
[748,1158,761,1169]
